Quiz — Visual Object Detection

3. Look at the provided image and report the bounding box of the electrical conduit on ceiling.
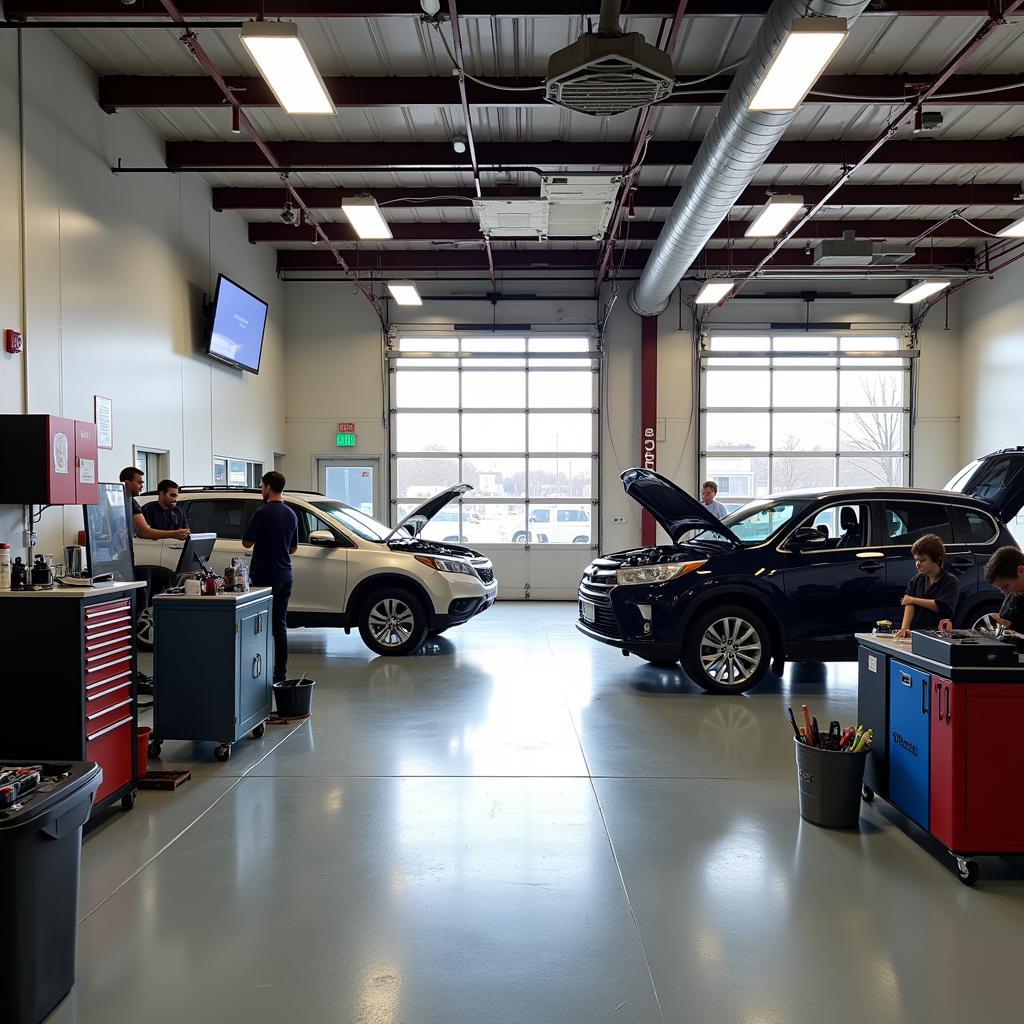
[628,0,874,317]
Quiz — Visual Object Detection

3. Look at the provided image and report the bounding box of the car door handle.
[948,557,974,571]
[858,560,883,573]
[168,543,184,550]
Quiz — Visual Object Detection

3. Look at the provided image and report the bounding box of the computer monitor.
[84,483,136,583]
[173,533,217,580]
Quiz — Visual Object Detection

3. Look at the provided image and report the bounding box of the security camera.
[280,202,299,227]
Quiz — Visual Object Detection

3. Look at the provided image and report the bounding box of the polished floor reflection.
[56,603,1024,1024]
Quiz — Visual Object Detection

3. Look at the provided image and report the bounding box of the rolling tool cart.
[0,760,102,1024]
[150,588,273,762]
[856,632,1024,885]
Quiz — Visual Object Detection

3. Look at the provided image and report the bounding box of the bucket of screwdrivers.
[789,705,873,829]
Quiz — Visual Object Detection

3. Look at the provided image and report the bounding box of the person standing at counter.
[118,467,189,542]
[242,472,298,683]
[142,480,190,534]
[896,534,958,638]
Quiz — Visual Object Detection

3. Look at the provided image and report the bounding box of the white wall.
[958,260,1024,465]
[0,29,285,563]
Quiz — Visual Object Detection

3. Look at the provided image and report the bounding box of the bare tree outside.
[839,374,904,486]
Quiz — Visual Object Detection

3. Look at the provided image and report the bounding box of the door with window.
[286,503,351,616]
[318,458,381,519]
[782,502,886,646]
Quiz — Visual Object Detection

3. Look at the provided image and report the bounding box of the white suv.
[132,484,497,656]
[511,505,591,544]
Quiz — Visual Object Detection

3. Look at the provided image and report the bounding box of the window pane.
[529,370,592,408]
[705,412,770,451]
[804,504,866,547]
[772,412,836,452]
[464,503,525,544]
[840,369,903,408]
[397,337,457,367]
[839,411,904,454]
[186,499,255,540]
[397,503,467,543]
[707,337,769,367]
[773,370,837,407]
[529,457,593,498]
[955,507,998,545]
[529,337,590,367]
[772,336,837,366]
[528,413,592,452]
[394,413,459,453]
[463,371,526,408]
[705,456,770,503]
[395,457,459,499]
[526,504,592,543]
[771,456,835,492]
[705,369,770,407]
[838,457,905,488]
[882,501,953,545]
[396,371,458,408]
[228,459,247,486]
[462,337,525,368]
[840,336,902,367]
[463,413,526,452]
[462,457,525,498]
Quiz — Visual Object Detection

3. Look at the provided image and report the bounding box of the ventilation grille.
[547,59,674,117]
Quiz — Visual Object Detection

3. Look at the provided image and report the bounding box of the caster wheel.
[861,785,875,803]
[957,859,980,887]
[251,722,266,739]
[148,739,163,759]
[215,743,231,762]
[121,791,137,812]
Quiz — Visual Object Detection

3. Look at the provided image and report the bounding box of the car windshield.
[311,500,392,543]
[688,500,806,545]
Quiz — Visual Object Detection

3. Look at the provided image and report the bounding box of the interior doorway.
[317,457,382,519]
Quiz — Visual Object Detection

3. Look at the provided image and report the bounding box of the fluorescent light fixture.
[893,280,951,304]
[341,195,393,240]
[745,195,804,238]
[695,280,735,305]
[387,281,422,306]
[997,213,1024,238]
[240,21,334,115]
[749,17,849,113]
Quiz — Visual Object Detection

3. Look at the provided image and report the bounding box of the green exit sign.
[336,432,356,448]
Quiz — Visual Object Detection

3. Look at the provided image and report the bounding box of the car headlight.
[414,555,476,575]
[615,561,706,586]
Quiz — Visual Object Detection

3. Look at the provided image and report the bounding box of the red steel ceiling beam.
[276,246,977,272]
[98,73,1024,111]
[166,137,1024,170]
[250,217,1015,244]
[214,183,1024,211]
[732,0,1024,300]
[5,1,1008,19]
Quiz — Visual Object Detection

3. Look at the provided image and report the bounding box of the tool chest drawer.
[85,676,133,715]
[86,714,133,803]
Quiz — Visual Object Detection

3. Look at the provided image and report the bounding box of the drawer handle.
[84,619,132,638]
[87,681,131,703]
[86,715,133,742]
[86,654,133,675]
[87,669,133,692]
[252,653,262,679]
[86,644,132,662]
[85,602,130,618]
[922,678,928,715]
[85,634,133,652]
[87,697,133,721]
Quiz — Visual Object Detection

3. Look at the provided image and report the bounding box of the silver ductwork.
[628,0,873,317]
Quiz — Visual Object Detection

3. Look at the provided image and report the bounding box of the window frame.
[779,501,873,553]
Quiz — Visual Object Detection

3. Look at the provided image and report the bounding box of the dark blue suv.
[577,449,1024,693]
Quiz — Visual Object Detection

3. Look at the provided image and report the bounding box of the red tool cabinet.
[0,585,143,820]
[0,414,100,505]
[929,677,1024,854]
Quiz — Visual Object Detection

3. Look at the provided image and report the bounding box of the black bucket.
[273,679,315,718]
[794,738,869,829]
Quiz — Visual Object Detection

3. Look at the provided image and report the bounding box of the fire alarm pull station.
[4,330,22,354]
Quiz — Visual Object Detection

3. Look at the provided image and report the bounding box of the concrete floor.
[54,603,1024,1024]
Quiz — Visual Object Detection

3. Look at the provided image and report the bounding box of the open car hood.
[385,483,473,541]
[620,468,741,546]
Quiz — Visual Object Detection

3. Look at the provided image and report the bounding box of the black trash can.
[794,739,868,828]
[0,760,102,1024]
[273,679,315,718]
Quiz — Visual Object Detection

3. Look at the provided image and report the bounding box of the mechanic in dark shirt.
[142,479,190,533]
[119,467,189,541]
[896,533,958,637]
[242,471,299,683]
[985,545,1024,632]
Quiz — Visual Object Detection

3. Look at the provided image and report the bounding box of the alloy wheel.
[698,616,762,688]
[368,598,417,648]
[137,606,155,648]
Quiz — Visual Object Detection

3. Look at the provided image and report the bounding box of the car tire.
[512,531,530,544]
[573,535,589,544]
[358,588,429,656]
[683,605,772,695]
[136,605,155,652]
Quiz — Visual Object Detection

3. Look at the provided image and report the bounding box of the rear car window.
[185,499,256,540]
[954,506,998,546]
[882,502,953,545]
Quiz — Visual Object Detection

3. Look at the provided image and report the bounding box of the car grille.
[579,559,620,639]
[469,558,495,585]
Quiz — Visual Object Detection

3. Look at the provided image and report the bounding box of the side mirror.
[309,530,336,546]
[791,527,827,549]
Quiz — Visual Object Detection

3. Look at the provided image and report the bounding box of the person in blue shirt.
[119,467,189,542]
[701,480,729,520]
[242,471,298,683]
[142,480,190,534]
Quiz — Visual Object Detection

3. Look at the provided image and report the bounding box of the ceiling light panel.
[998,214,1024,238]
[695,281,735,304]
[342,196,392,240]
[387,281,423,306]
[748,17,849,113]
[893,280,950,304]
[745,195,804,238]
[473,198,550,239]
[240,21,334,115]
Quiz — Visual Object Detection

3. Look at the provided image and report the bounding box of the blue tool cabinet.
[149,588,273,762]
[888,660,932,829]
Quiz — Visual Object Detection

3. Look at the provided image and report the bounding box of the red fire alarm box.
[4,330,22,354]
[0,415,99,505]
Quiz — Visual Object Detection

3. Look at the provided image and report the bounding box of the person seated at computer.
[984,545,1024,632]
[141,479,191,540]
[895,534,957,638]
[119,467,189,541]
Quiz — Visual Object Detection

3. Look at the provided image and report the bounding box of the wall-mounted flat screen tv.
[205,274,269,374]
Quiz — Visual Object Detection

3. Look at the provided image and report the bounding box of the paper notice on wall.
[868,655,877,673]
[53,432,69,474]
[79,458,96,484]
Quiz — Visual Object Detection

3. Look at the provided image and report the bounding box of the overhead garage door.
[389,333,600,599]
